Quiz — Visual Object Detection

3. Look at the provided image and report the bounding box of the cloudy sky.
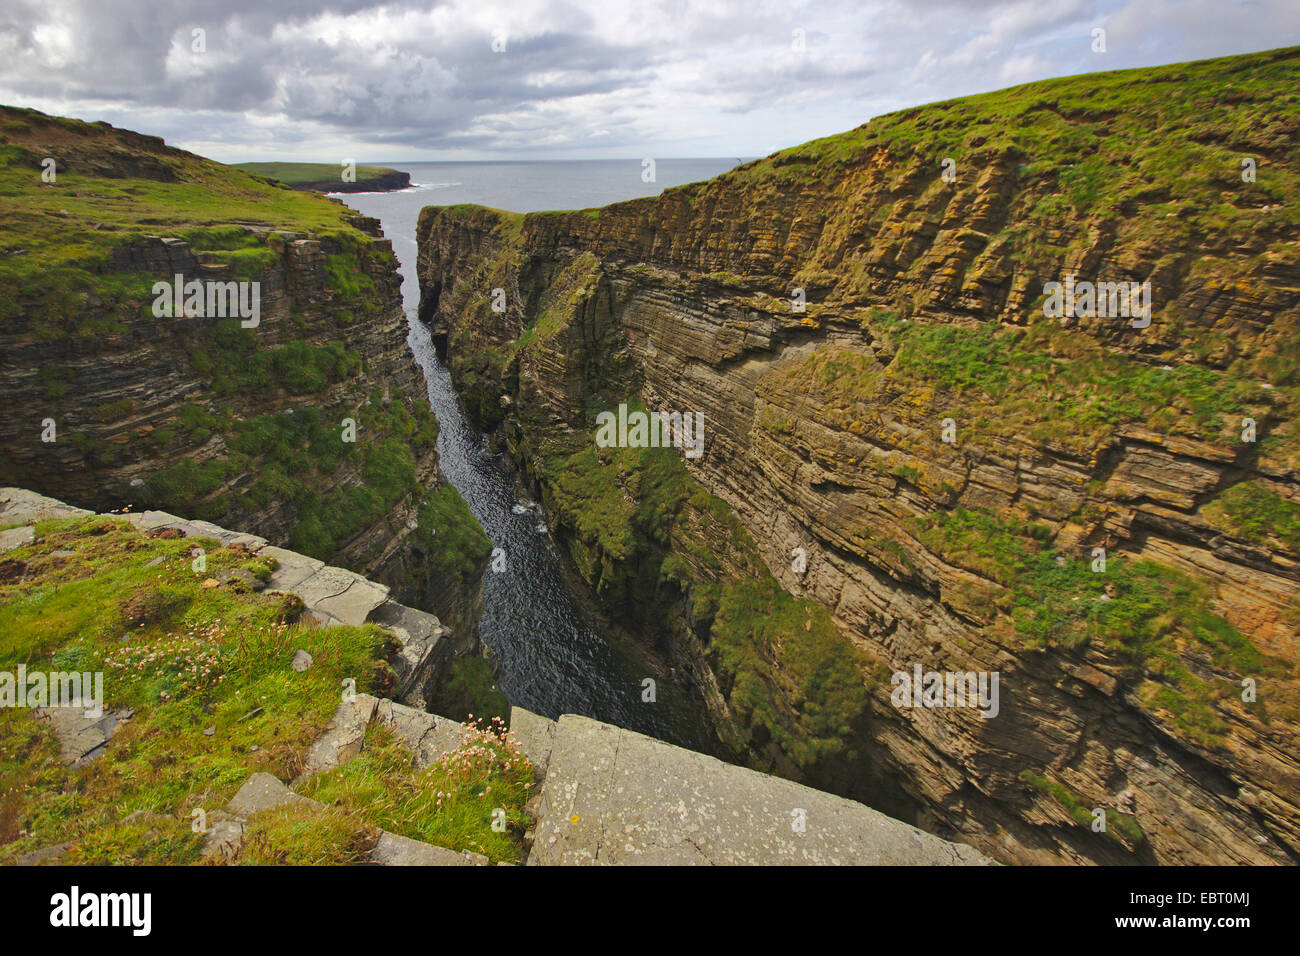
[1,0,1297,162]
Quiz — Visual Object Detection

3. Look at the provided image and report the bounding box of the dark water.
[341,159,734,751]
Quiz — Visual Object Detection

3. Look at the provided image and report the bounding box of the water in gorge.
[341,159,735,753]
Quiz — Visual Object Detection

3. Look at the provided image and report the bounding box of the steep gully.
[340,187,719,754]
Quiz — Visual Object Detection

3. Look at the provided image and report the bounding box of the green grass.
[0,108,367,289]
[711,576,871,770]
[758,46,1300,234]
[324,251,378,304]
[0,514,531,865]
[231,802,379,865]
[232,162,404,188]
[776,320,1277,457]
[910,505,1283,748]
[1018,770,1146,848]
[139,391,437,562]
[0,515,391,864]
[1202,480,1300,553]
[414,484,492,584]
[298,719,533,864]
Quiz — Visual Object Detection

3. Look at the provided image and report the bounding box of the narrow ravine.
[341,161,732,752]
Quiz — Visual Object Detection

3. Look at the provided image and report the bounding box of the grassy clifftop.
[0,107,371,282]
[0,105,489,599]
[739,44,1299,237]
[0,513,529,865]
[232,162,411,193]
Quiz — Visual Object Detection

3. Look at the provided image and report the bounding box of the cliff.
[0,487,988,866]
[0,488,512,863]
[0,105,489,627]
[232,162,413,194]
[416,47,1300,865]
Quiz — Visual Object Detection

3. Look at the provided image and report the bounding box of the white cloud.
[0,0,1296,159]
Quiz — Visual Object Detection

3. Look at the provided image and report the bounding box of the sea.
[339,159,735,751]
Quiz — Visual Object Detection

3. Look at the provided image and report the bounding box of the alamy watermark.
[151,274,260,327]
[50,886,150,936]
[891,665,999,719]
[1,666,104,718]
[595,402,705,459]
[1042,274,1150,328]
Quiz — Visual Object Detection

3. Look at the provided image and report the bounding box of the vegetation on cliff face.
[1203,480,1300,555]
[886,322,1275,454]
[498,358,876,782]
[710,576,872,771]
[1018,770,1145,850]
[0,104,490,592]
[910,506,1287,746]
[413,483,493,584]
[0,515,530,865]
[419,46,1300,864]
[145,387,437,565]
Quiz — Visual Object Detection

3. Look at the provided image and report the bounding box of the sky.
[0,0,1297,163]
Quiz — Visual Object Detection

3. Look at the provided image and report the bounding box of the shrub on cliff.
[712,576,872,774]
[415,484,492,583]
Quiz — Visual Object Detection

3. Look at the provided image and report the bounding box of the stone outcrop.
[416,48,1300,865]
[291,692,994,865]
[521,709,993,866]
[0,487,472,713]
[0,105,487,631]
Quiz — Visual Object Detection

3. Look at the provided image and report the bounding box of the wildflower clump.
[103,621,228,702]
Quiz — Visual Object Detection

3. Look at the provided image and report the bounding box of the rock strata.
[417,49,1300,865]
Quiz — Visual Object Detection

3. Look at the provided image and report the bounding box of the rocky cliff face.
[0,105,489,635]
[306,170,411,194]
[417,48,1300,864]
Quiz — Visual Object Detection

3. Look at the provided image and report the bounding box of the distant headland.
[232,161,411,193]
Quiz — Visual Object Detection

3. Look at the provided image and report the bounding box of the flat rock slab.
[227,772,315,818]
[185,519,268,550]
[301,694,380,777]
[36,706,133,765]
[0,488,93,525]
[369,831,487,866]
[123,510,188,532]
[509,706,557,781]
[373,698,468,768]
[296,565,390,627]
[262,551,389,628]
[0,525,35,553]
[528,714,995,866]
[261,546,324,592]
[370,600,443,640]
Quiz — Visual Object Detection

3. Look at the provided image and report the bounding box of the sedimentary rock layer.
[417,48,1300,864]
[0,105,488,622]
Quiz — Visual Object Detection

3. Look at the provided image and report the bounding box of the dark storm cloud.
[1,0,1297,158]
